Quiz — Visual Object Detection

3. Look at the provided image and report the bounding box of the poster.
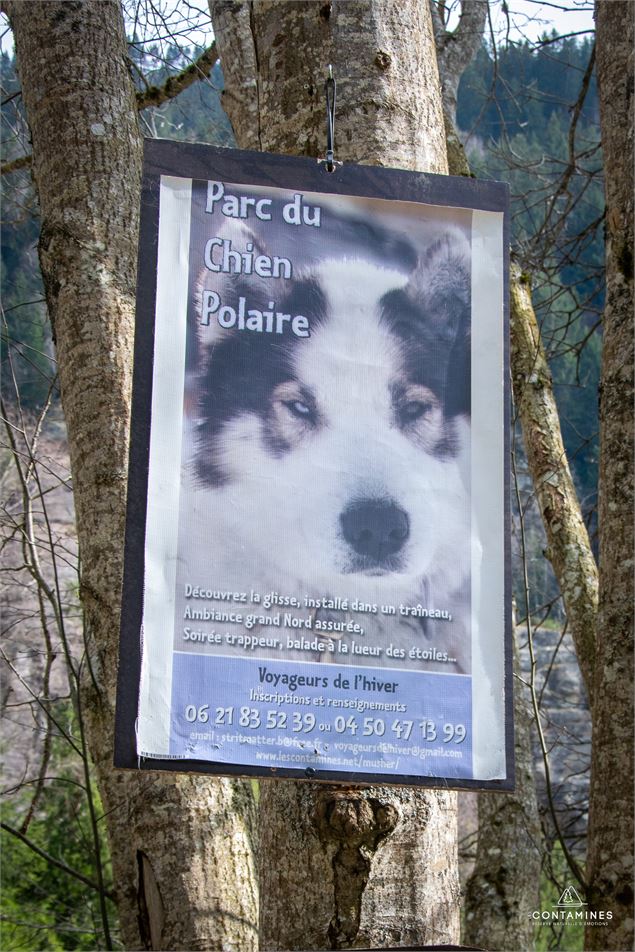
[115,140,513,789]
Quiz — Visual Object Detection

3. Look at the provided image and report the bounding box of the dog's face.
[191,230,471,598]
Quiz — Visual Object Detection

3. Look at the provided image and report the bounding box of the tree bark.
[136,43,218,111]
[463,637,542,951]
[4,3,258,949]
[209,2,460,948]
[429,0,488,123]
[585,3,634,949]
[429,0,487,177]
[509,266,598,705]
[259,784,459,950]
[210,0,447,173]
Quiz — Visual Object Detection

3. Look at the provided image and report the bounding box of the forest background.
[0,1,630,951]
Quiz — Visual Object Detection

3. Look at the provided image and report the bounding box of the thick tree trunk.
[5,3,258,949]
[209,2,460,948]
[260,784,459,949]
[211,0,447,173]
[463,637,541,951]
[586,4,634,949]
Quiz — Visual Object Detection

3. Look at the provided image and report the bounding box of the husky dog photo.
[173,182,475,677]
[123,149,509,782]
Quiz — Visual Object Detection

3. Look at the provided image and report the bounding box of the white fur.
[177,259,472,671]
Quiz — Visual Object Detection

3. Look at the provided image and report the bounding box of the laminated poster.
[115,139,513,790]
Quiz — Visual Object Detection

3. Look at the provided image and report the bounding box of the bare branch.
[1,88,21,106]
[534,43,597,253]
[1,822,115,900]
[510,264,599,704]
[135,41,217,110]
[1,153,31,175]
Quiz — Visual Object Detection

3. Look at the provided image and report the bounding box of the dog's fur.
[177,219,473,672]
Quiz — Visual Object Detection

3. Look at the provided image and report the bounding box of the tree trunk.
[463,637,541,951]
[209,1,460,948]
[586,3,634,949]
[211,0,447,174]
[429,0,488,123]
[259,784,459,950]
[429,0,487,205]
[5,3,258,949]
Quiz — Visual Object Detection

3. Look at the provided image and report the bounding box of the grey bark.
[586,3,634,949]
[429,0,488,123]
[4,3,258,949]
[209,2,460,948]
[260,784,459,949]
[211,0,447,173]
[463,637,542,951]
[509,268,598,705]
[429,0,487,177]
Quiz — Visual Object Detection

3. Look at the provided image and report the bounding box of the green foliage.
[1,780,117,951]
[535,842,585,951]
[1,219,53,411]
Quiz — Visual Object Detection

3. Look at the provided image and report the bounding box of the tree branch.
[538,43,597,248]
[135,42,218,111]
[1,153,31,175]
[444,101,599,705]
[510,264,598,704]
[1,822,115,900]
[430,0,488,121]
[208,1,261,151]
[2,43,220,177]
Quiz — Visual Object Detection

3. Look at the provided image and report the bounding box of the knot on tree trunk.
[314,791,399,847]
[313,792,399,948]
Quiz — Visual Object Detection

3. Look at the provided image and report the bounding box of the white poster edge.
[137,175,192,755]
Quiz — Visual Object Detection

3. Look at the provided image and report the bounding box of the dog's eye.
[400,400,432,423]
[284,399,314,421]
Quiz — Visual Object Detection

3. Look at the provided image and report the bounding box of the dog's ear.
[409,227,471,341]
[406,227,471,418]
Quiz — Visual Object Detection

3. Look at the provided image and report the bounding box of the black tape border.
[114,138,514,793]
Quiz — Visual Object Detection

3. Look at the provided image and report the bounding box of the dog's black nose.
[340,499,409,562]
